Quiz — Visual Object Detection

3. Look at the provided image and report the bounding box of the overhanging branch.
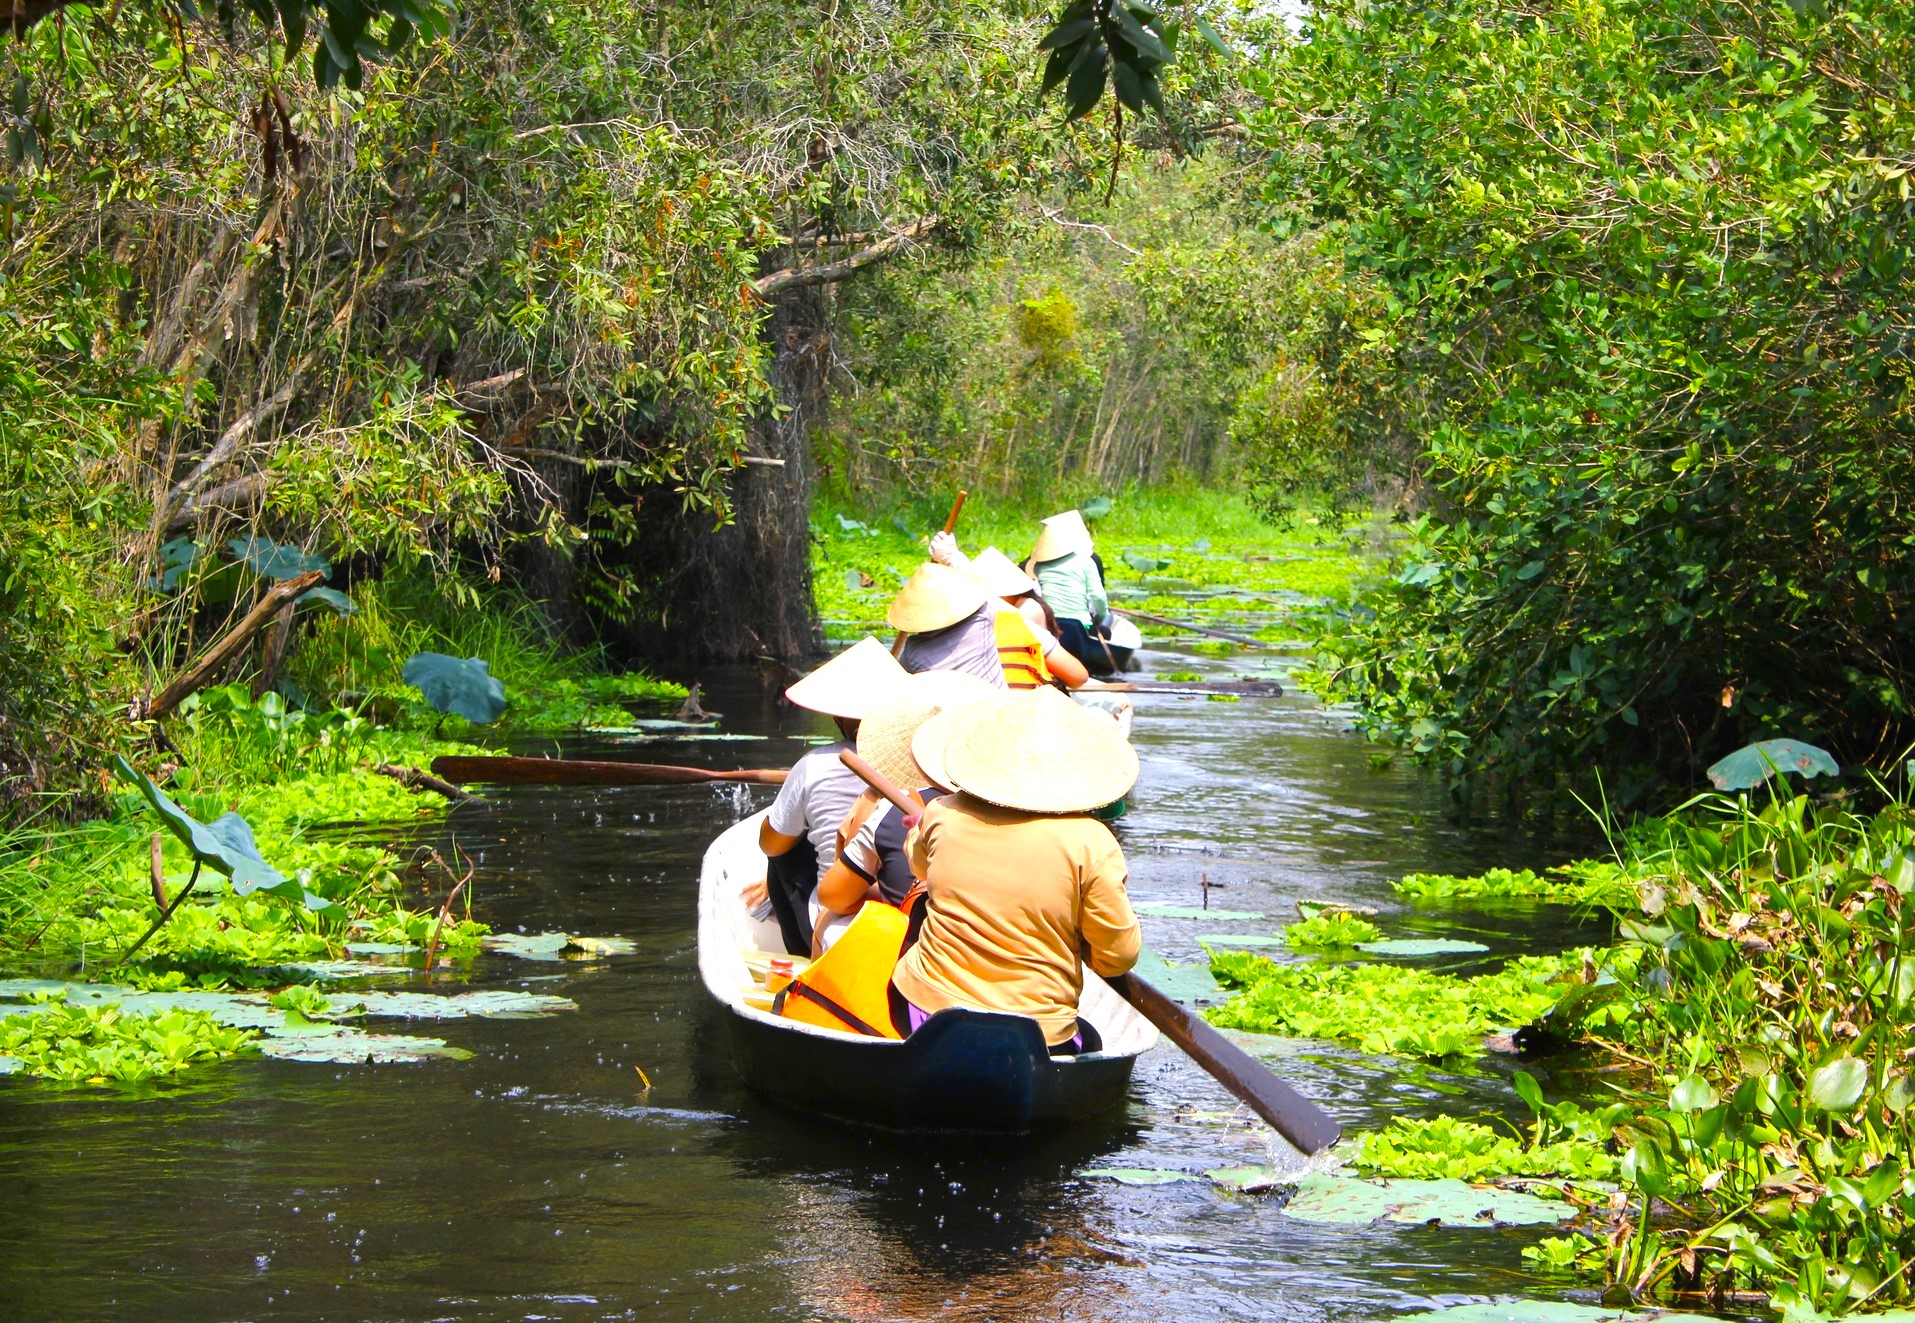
[753,217,939,298]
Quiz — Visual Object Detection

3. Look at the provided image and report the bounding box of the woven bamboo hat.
[910,697,992,793]
[886,562,989,634]
[970,546,1038,599]
[939,686,1138,813]
[856,670,997,789]
[1030,509,1094,563]
[783,636,907,720]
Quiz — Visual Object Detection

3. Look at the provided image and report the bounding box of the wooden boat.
[1104,615,1142,672]
[697,811,1159,1134]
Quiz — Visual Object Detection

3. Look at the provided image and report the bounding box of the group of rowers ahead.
[746,510,1141,1055]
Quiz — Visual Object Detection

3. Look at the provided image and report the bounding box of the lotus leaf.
[1080,495,1114,520]
[112,757,332,909]
[1081,1168,1195,1185]
[1207,1166,1286,1191]
[1279,1172,1574,1227]
[484,932,573,961]
[1705,738,1839,791]
[256,1031,474,1064]
[567,936,637,956]
[1134,903,1266,921]
[0,1055,22,1074]
[1198,933,1289,948]
[229,535,331,580]
[152,537,202,591]
[324,990,575,1020]
[346,942,414,956]
[1401,1304,1725,1323]
[298,586,356,616]
[402,653,508,724]
[1123,552,1174,573]
[1356,939,1491,957]
[1131,947,1225,1004]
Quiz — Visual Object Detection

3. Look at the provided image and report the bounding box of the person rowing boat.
[927,536,1093,692]
[1023,510,1117,675]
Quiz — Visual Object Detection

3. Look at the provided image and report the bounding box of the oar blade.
[1115,972,1341,1154]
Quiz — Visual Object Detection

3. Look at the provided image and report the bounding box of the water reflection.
[0,648,1606,1322]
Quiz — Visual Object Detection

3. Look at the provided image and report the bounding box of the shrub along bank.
[1211,785,1915,1315]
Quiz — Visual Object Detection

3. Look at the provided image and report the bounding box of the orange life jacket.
[777,901,909,1038]
[993,609,1052,690]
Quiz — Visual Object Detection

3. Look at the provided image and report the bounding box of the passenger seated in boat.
[889,686,1141,1055]
[928,535,1092,692]
[889,562,1007,688]
[810,671,995,955]
[1024,511,1116,675]
[757,637,907,956]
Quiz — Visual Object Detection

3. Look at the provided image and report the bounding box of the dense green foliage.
[0,999,258,1083]
[1246,0,1915,796]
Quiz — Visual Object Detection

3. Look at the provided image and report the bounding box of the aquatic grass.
[0,999,258,1083]
[1205,948,1599,1059]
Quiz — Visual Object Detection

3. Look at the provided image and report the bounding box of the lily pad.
[1706,738,1839,791]
[152,537,202,591]
[1401,1304,1726,1323]
[1080,1167,1195,1186]
[229,535,330,581]
[1280,1173,1574,1227]
[324,990,575,1020]
[1207,1165,1286,1191]
[0,1055,22,1074]
[1356,939,1491,957]
[1080,496,1114,520]
[256,1031,474,1064]
[346,941,414,956]
[483,932,573,961]
[567,936,637,957]
[1197,933,1289,948]
[1131,946,1225,1004]
[402,653,508,724]
[1123,552,1173,573]
[1134,903,1266,921]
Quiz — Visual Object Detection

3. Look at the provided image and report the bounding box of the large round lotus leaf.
[483,932,573,961]
[1280,1173,1573,1227]
[1706,738,1839,791]
[1208,1166,1286,1191]
[1134,903,1266,921]
[152,536,202,591]
[229,535,330,581]
[1123,552,1174,573]
[297,586,356,616]
[1080,495,1115,520]
[402,652,508,724]
[1081,1168,1195,1185]
[1198,933,1288,948]
[257,1031,474,1064]
[1356,939,1491,956]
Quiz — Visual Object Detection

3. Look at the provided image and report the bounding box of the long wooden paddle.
[1114,607,1277,650]
[431,755,787,787]
[893,489,971,658]
[1081,678,1284,698]
[835,749,1342,1155]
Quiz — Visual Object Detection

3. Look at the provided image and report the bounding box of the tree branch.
[142,570,326,719]
[752,217,939,297]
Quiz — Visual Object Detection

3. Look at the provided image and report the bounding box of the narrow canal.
[0,645,1605,1321]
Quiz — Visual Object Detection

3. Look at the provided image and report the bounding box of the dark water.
[0,646,1607,1322]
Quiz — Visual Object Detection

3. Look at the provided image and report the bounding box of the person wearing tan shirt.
[889,686,1141,1053]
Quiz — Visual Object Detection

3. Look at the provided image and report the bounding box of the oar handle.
[838,750,923,815]
[942,489,969,535]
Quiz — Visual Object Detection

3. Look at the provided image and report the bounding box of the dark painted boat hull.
[724,1004,1139,1134]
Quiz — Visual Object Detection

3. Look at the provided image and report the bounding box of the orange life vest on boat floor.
[993,609,1052,690]
[776,900,909,1038]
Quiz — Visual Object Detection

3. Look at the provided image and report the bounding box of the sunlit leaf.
[1706,739,1839,791]
[402,653,508,724]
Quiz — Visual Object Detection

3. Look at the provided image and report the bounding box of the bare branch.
[752,217,939,297]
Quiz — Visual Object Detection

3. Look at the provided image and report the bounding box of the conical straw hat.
[1030,509,1094,563]
[911,696,995,793]
[856,670,998,789]
[970,546,1038,599]
[939,686,1138,813]
[887,562,989,634]
[784,636,907,720]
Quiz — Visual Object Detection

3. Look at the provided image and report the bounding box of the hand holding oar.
[431,755,787,787]
[834,748,1340,1155]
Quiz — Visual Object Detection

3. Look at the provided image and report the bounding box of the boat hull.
[700,812,1157,1136]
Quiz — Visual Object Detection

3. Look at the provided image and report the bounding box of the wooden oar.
[431,755,787,787]
[835,749,1342,1155]
[1114,607,1276,650]
[893,489,970,658]
[1082,678,1285,698]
